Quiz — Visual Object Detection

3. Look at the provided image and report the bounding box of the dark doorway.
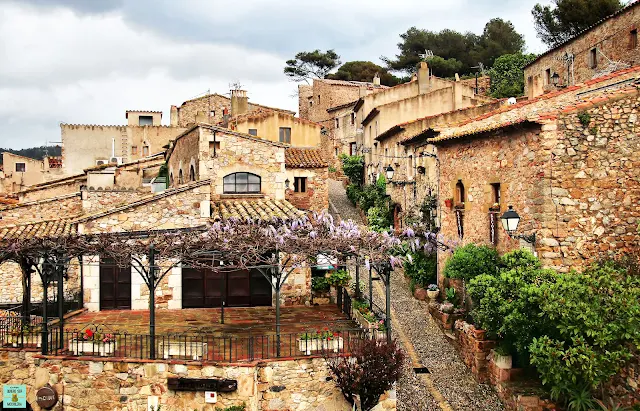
[99,258,132,310]
[182,268,272,308]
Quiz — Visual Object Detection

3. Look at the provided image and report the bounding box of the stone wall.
[81,189,147,213]
[285,167,329,212]
[0,260,81,304]
[0,350,360,411]
[453,321,495,384]
[167,127,201,187]
[19,176,85,202]
[536,93,640,271]
[524,3,640,97]
[0,193,82,225]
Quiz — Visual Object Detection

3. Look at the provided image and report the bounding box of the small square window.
[142,145,149,156]
[131,146,138,155]
[248,129,258,136]
[294,177,307,193]
[279,127,291,144]
[350,142,356,156]
[15,163,25,172]
[139,115,153,126]
[491,183,501,205]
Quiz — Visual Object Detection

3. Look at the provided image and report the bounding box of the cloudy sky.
[0,0,552,149]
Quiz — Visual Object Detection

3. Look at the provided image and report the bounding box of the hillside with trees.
[0,146,61,165]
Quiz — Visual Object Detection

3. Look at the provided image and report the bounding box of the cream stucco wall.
[0,153,44,193]
[231,112,322,147]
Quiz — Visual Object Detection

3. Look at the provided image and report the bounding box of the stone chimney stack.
[170,105,178,126]
[418,62,430,94]
[373,72,381,86]
[231,89,249,116]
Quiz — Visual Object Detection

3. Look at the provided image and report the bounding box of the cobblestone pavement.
[330,180,503,410]
[328,179,363,223]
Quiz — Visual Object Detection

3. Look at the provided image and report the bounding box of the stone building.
[419,66,640,277]
[0,153,64,194]
[170,89,295,128]
[284,147,329,212]
[524,0,640,98]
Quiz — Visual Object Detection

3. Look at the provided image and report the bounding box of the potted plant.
[491,345,512,370]
[69,329,117,356]
[7,324,41,348]
[298,329,344,355]
[440,287,457,313]
[444,198,454,208]
[489,202,501,212]
[426,284,439,300]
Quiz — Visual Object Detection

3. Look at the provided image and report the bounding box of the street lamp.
[500,205,536,244]
[284,178,290,189]
[385,165,394,181]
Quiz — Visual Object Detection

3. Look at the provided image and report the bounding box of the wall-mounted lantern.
[284,179,290,189]
[551,72,560,87]
[500,205,536,244]
[385,165,394,181]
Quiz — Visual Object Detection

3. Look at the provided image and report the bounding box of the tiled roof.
[416,66,640,145]
[285,148,328,168]
[83,153,164,173]
[525,1,640,68]
[0,219,76,241]
[0,193,80,211]
[211,199,304,221]
[429,119,541,143]
[47,157,62,168]
[0,195,18,206]
[375,125,404,142]
[74,179,211,223]
[19,173,86,194]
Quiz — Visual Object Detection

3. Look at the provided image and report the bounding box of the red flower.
[84,329,94,339]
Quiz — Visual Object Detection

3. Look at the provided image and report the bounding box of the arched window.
[223,172,261,194]
[189,165,196,182]
[178,169,184,185]
[455,180,465,204]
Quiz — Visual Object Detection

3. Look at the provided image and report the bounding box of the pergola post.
[148,244,156,360]
[274,265,281,358]
[383,263,392,344]
[41,260,49,355]
[57,262,64,349]
[19,259,32,334]
[368,266,373,309]
[355,261,360,300]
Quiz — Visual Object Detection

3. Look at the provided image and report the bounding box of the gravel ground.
[329,180,503,410]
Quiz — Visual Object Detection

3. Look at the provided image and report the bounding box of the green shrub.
[443,243,499,280]
[345,184,363,206]
[340,154,364,185]
[529,261,640,396]
[311,277,330,293]
[326,269,350,287]
[367,207,391,232]
[216,404,246,411]
[467,249,556,361]
[403,250,437,288]
[328,165,337,173]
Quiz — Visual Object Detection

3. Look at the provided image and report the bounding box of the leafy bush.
[529,261,640,396]
[346,184,363,206]
[403,250,437,288]
[367,207,391,232]
[443,243,499,280]
[445,288,457,306]
[311,277,330,293]
[328,165,337,173]
[467,250,556,362]
[340,154,364,185]
[326,339,404,411]
[327,269,350,288]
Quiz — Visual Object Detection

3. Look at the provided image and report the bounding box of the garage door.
[182,268,272,308]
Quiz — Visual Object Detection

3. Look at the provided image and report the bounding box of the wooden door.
[99,258,131,310]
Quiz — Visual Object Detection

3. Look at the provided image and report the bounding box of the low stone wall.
[0,350,395,410]
[453,321,494,384]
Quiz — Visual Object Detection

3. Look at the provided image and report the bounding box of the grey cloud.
[3,0,123,13]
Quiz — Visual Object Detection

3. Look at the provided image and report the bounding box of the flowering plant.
[81,329,115,343]
[299,328,339,341]
[427,284,439,291]
[377,320,386,331]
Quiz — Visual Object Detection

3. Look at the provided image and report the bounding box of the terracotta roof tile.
[211,199,304,221]
[285,148,328,168]
[0,219,76,241]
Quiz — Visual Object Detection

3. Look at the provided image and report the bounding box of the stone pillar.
[418,62,430,95]
[170,105,178,126]
[83,255,100,312]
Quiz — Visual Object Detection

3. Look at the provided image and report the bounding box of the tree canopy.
[532,0,624,48]
[382,18,524,77]
[489,53,538,98]
[326,61,401,86]
[284,49,341,83]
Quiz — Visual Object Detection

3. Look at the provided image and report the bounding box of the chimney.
[373,72,381,86]
[170,105,178,126]
[418,61,430,94]
[231,89,249,116]
[222,107,230,127]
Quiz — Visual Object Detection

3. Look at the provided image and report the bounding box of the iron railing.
[39,324,387,362]
[0,316,44,349]
[336,287,353,320]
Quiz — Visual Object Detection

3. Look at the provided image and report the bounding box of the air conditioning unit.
[109,157,123,165]
[96,159,108,166]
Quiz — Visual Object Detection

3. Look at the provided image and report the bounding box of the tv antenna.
[418,50,434,61]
